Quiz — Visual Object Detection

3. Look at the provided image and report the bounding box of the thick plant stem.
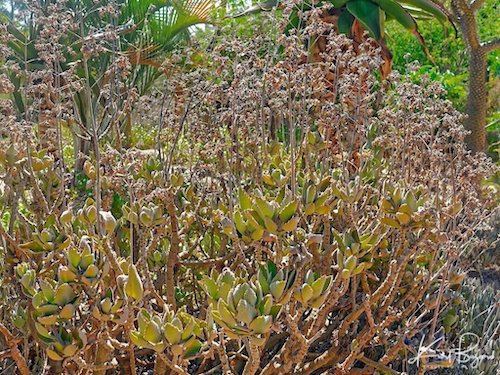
[243,340,261,375]
[0,323,30,375]
[451,0,500,153]
[154,353,168,375]
[166,192,180,310]
[94,339,113,375]
[156,353,188,374]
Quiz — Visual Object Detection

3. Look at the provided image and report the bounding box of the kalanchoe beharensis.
[130,307,204,358]
[203,262,295,345]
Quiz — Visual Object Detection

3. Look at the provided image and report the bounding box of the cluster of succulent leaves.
[16,263,84,361]
[202,264,295,343]
[131,307,205,357]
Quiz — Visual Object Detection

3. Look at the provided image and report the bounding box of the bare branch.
[481,39,500,53]
[471,0,486,11]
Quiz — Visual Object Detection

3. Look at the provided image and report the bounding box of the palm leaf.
[150,0,213,46]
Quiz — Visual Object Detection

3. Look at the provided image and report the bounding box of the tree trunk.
[451,0,499,154]
[464,47,488,153]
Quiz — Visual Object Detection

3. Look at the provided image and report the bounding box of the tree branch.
[471,0,486,11]
[481,39,500,54]
[451,0,481,50]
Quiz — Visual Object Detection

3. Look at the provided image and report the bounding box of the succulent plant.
[299,176,333,216]
[92,289,125,322]
[293,270,332,308]
[379,187,427,228]
[26,280,78,335]
[203,262,293,345]
[122,202,141,224]
[83,160,97,180]
[139,203,165,226]
[170,172,185,188]
[124,263,144,302]
[99,211,117,234]
[201,268,237,303]
[36,324,87,361]
[333,229,375,279]
[31,151,53,172]
[0,144,21,167]
[16,263,37,297]
[60,209,74,227]
[256,262,296,303]
[131,307,204,357]
[450,279,500,374]
[12,305,27,329]
[232,189,300,242]
[61,236,103,286]
[77,198,99,225]
[19,215,70,253]
[261,146,291,187]
[137,157,162,181]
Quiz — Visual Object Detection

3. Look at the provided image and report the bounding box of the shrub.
[0,2,497,374]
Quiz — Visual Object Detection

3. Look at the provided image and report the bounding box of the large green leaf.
[346,0,383,41]
[398,0,449,24]
[375,0,434,61]
[337,9,355,36]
